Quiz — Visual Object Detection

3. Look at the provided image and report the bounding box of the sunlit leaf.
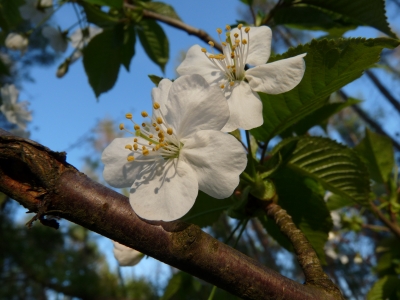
[137,19,169,72]
[251,38,400,143]
[144,2,181,20]
[82,0,123,8]
[274,136,370,205]
[367,275,400,300]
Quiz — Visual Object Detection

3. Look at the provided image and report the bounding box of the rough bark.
[0,129,339,300]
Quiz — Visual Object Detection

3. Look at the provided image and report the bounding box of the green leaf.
[275,136,370,205]
[161,272,183,300]
[120,26,136,71]
[273,6,358,36]
[137,19,169,72]
[251,38,399,143]
[148,74,163,86]
[355,129,394,184]
[290,0,397,38]
[326,193,352,210]
[181,192,233,228]
[258,167,333,264]
[83,25,136,97]
[0,0,24,31]
[81,2,120,27]
[143,2,181,20]
[82,0,123,8]
[367,275,400,300]
[281,97,361,136]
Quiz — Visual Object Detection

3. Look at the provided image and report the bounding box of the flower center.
[119,103,181,162]
[201,24,250,89]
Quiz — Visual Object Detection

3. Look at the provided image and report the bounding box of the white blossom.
[19,0,53,25]
[177,25,306,132]
[0,84,31,130]
[5,33,28,52]
[112,241,143,267]
[70,27,103,61]
[102,74,247,221]
[42,26,68,52]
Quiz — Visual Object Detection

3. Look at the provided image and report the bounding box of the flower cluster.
[0,84,32,130]
[102,25,306,222]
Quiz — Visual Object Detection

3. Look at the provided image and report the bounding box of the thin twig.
[370,202,400,240]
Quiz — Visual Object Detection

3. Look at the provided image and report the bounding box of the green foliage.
[367,275,400,300]
[81,2,120,27]
[143,2,182,20]
[83,24,136,97]
[258,167,332,263]
[279,0,397,38]
[281,97,361,137]
[251,37,400,143]
[375,237,400,277]
[148,74,164,86]
[355,129,394,184]
[326,193,353,210]
[182,191,233,228]
[137,18,169,72]
[0,0,24,31]
[273,136,370,205]
[273,6,358,36]
[82,0,123,9]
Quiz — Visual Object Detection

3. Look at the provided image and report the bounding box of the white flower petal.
[246,53,306,94]
[5,33,28,51]
[221,81,263,132]
[129,159,198,221]
[101,137,148,188]
[19,0,53,25]
[42,27,68,53]
[151,78,172,115]
[181,130,246,198]
[230,26,272,66]
[112,241,143,266]
[164,74,229,139]
[176,45,225,85]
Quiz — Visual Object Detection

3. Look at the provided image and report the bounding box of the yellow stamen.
[134,138,138,142]
[226,25,231,30]
[235,39,240,45]
[234,33,239,38]
[134,124,140,130]
[141,111,148,117]
[142,122,146,127]
[238,24,243,29]
[158,132,164,138]
[119,123,125,130]
[155,127,160,131]
[125,144,132,150]
[230,81,235,87]
[167,128,173,135]
[222,42,227,46]
[156,117,163,124]
[149,134,153,138]
[148,141,152,145]
[125,113,132,119]
[208,41,214,47]
[242,39,247,45]
[153,102,160,109]
[217,28,222,34]
[143,149,149,156]
[201,48,207,53]
[220,84,225,89]
[127,156,135,162]
[142,146,146,150]
[245,27,250,33]
[134,144,138,150]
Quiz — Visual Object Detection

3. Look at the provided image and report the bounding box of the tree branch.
[0,129,338,300]
[262,201,344,299]
[370,202,400,240]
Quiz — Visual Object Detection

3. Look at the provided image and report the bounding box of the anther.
[167,128,173,135]
[201,48,207,53]
[222,42,227,46]
[226,25,231,31]
[242,39,247,44]
[238,24,243,29]
[142,123,146,127]
[143,149,149,156]
[217,28,222,34]
[119,123,125,130]
[134,138,138,142]
[155,127,160,131]
[245,27,250,33]
[134,144,138,150]
[234,33,239,38]
[220,84,225,89]
[125,113,132,119]
[148,142,152,145]
[149,134,153,138]
[156,117,163,124]
[230,81,235,87]
[134,124,140,130]
[125,144,133,150]
[208,41,214,47]
[142,146,146,150]
[141,111,148,117]
[153,102,161,109]
[127,156,135,162]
